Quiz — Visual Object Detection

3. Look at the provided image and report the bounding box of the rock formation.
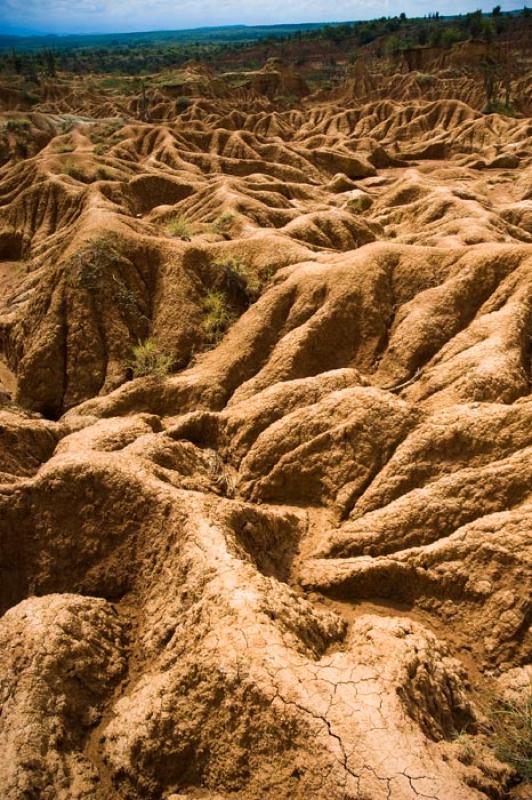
[0,47,531,800]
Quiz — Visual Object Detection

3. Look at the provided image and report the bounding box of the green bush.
[166,215,193,240]
[213,255,261,303]
[417,72,435,86]
[130,338,172,379]
[5,118,31,132]
[60,157,85,179]
[483,100,518,117]
[69,236,120,291]
[202,290,235,344]
[53,142,75,153]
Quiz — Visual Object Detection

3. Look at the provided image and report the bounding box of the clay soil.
[0,47,531,800]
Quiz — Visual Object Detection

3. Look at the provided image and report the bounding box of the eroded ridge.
[0,54,531,800]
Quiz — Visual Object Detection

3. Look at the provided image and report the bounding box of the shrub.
[175,96,192,113]
[60,157,84,179]
[166,215,193,240]
[417,72,435,87]
[441,27,463,48]
[213,255,261,303]
[5,118,31,132]
[211,211,236,236]
[95,166,116,180]
[483,100,518,117]
[130,338,172,379]
[202,290,235,344]
[69,236,120,291]
[53,142,75,153]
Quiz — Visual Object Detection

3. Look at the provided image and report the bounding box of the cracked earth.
[0,59,531,800]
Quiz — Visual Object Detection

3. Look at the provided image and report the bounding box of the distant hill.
[0,22,351,51]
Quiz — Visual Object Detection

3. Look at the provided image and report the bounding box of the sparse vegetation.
[416,72,435,87]
[69,236,120,291]
[202,290,236,344]
[60,157,82,178]
[211,211,236,237]
[484,687,532,781]
[166,215,194,241]
[483,99,518,117]
[213,255,261,303]
[5,118,31,132]
[53,141,75,153]
[452,731,476,765]
[95,166,116,181]
[175,96,193,113]
[453,686,532,784]
[130,338,173,379]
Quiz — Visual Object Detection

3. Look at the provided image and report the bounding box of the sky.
[0,0,526,36]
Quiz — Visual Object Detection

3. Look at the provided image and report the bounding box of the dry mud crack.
[0,69,531,800]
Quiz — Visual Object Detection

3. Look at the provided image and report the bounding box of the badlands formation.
[0,47,531,800]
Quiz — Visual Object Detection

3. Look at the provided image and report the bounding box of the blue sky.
[0,0,525,35]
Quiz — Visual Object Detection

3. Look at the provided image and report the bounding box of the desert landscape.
[0,9,531,800]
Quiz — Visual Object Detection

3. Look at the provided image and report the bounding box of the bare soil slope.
[0,59,531,800]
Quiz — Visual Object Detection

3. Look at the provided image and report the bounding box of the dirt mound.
[0,66,531,800]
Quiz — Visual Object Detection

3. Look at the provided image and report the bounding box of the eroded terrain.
[0,52,531,800]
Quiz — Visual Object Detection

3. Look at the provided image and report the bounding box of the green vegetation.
[60,157,81,178]
[89,119,124,145]
[53,141,75,153]
[175,96,193,113]
[211,211,236,237]
[69,236,119,291]
[0,10,528,78]
[213,255,262,303]
[166,215,194,240]
[416,72,435,86]
[130,338,172,379]
[486,688,532,781]
[4,118,30,131]
[483,99,518,116]
[453,686,532,785]
[202,290,236,344]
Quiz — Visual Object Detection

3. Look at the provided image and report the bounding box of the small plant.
[175,96,192,113]
[53,142,75,153]
[93,142,108,156]
[202,290,235,344]
[417,72,435,87]
[166,215,193,241]
[112,274,148,322]
[213,256,261,304]
[60,157,82,178]
[452,731,476,765]
[130,338,172,379]
[5,118,31,132]
[483,100,518,117]
[95,166,116,181]
[211,211,236,236]
[485,688,532,781]
[69,236,120,291]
